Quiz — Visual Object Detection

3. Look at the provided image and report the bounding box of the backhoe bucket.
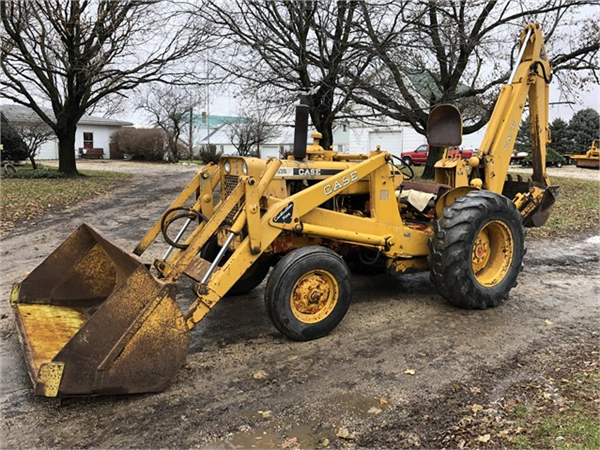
[11,224,190,397]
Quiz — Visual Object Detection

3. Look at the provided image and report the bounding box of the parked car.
[510,151,528,164]
[401,144,474,166]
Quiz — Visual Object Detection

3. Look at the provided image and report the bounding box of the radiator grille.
[223,175,240,222]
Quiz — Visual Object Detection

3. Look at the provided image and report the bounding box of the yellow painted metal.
[15,304,86,373]
[10,282,19,304]
[290,269,339,324]
[166,179,246,283]
[199,164,221,219]
[434,157,469,188]
[300,223,389,248]
[388,257,429,275]
[13,225,191,397]
[435,186,479,219]
[477,23,552,194]
[245,178,261,253]
[571,139,600,169]
[38,362,64,397]
[472,220,514,287]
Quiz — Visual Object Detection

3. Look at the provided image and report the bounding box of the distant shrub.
[522,146,566,167]
[279,147,294,160]
[110,128,167,161]
[13,166,64,178]
[197,144,223,164]
[1,114,28,162]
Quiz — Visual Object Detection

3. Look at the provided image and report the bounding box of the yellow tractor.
[571,139,600,169]
[11,23,559,397]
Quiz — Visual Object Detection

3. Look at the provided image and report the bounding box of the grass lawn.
[526,175,599,239]
[1,165,130,235]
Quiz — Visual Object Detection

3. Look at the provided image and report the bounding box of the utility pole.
[189,106,193,160]
[206,56,210,147]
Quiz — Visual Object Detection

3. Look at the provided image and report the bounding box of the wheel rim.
[471,220,514,287]
[290,269,339,324]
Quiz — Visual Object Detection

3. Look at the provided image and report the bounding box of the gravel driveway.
[1,161,598,449]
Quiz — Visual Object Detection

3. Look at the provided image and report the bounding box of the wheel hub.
[471,220,514,287]
[291,270,339,324]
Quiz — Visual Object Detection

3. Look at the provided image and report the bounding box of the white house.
[348,120,488,157]
[198,121,350,159]
[0,104,133,159]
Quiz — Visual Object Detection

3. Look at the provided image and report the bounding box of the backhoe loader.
[12,23,559,397]
[571,139,599,169]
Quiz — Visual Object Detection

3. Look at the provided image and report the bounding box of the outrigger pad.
[427,104,463,147]
[12,224,190,397]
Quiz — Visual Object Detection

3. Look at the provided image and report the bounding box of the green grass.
[507,369,599,449]
[526,175,599,239]
[1,165,129,235]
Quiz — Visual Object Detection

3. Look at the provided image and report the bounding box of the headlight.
[242,161,248,175]
[224,161,231,173]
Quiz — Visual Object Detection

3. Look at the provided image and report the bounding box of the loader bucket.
[11,224,190,397]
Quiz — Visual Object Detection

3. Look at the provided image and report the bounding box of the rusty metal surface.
[13,224,191,397]
[184,256,212,282]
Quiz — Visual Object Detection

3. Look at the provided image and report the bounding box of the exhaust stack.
[293,96,309,160]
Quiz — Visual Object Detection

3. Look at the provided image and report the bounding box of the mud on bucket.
[11,224,190,397]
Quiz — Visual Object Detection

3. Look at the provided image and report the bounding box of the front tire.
[428,191,525,309]
[265,246,351,341]
[402,156,413,166]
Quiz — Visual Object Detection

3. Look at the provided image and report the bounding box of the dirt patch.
[1,165,598,449]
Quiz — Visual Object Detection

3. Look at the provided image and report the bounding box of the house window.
[83,132,94,149]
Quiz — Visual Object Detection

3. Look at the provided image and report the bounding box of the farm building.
[0,104,132,160]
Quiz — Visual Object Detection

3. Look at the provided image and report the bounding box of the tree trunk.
[29,154,38,170]
[320,123,333,151]
[57,128,79,175]
[422,146,444,179]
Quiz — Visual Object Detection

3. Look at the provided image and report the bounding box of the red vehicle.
[401,144,474,166]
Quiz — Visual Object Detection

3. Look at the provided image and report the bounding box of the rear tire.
[201,236,270,295]
[428,191,525,309]
[265,246,351,341]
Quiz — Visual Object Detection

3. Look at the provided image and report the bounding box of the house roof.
[0,104,133,127]
[198,123,316,146]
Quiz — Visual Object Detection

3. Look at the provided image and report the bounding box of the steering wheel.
[391,154,415,180]
[160,206,209,249]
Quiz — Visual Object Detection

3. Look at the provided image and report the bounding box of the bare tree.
[137,85,204,162]
[196,0,371,150]
[351,0,600,177]
[1,1,213,174]
[6,120,55,169]
[226,110,281,157]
